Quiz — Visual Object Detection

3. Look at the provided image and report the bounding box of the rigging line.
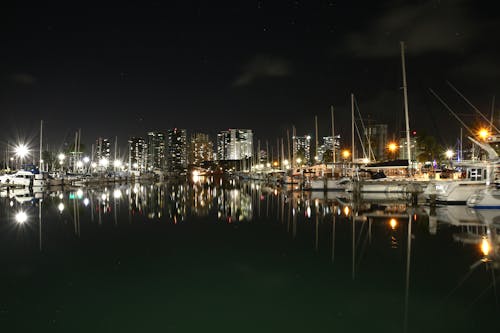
[446,81,500,133]
[353,97,375,161]
[354,119,367,159]
[429,88,475,136]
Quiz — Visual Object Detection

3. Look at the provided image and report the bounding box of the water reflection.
[0,180,499,331]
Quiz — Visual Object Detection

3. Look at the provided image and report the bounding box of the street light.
[58,153,66,172]
[445,150,454,159]
[342,150,350,160]
[478,128,490,141]
[388,142,398,159]
[14,144,29,169]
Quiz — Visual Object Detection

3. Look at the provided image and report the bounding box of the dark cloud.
[234,55,291,86]
[10,73,37,85]
[341,1,478,57]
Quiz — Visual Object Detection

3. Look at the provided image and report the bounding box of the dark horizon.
[1,1,499,152]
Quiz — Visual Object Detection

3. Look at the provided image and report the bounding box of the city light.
[99,158,109,167]
[58,153,65,161]
[113,160,122,168]
[342,150,350,159]
[58,202,65,213]
[296,158,302,165]
[388,142,398,152]
[83,156,90,163]
[14,144,29,158]
[15,211,28,224]
[76,160,83,168]
[481,236,491,256]
[445,150,454,159]
[113,189,122,199]
[389,218,398,230]
[478,128,490,140]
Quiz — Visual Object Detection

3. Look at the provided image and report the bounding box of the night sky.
[1,1,499,151]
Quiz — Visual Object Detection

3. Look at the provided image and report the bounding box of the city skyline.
[1,1,499,148]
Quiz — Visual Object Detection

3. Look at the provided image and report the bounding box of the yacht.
[0,169,48,187]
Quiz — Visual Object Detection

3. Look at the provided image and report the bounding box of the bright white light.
[91,162,97,168]
[58,202,65,213]
[58,153,65,161]
[76,189,83,198]
[113,189,122,199]
[445,150,454,159]
[58,193,64,199]
[99,158,109,167]
[76,160,83,168]
[15,211,28,224]
[14,144,29,158]
[82,156,90,163]
[101,193,107,201]
[83,198,90,206]
[283,159,289,166]
[132,162,139,169]
[113,160,122,168]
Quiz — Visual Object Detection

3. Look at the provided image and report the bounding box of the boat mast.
[351,93,355,163]
[331,105,336,164]
[400,41,412,173]
[39,120,43,171]
[315,115,319,163]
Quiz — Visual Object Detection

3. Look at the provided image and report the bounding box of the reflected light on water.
[83,198,90,206]
[15,211,28,224]
[343,206,350,216]
[389,218,398,230]
[113,189,122,199]
[481,237,491,256]
[58,202,65,213]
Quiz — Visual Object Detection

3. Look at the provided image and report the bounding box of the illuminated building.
[128,137,146,171]
[147,131,165,170]
[188,133,213,165]
[293,135,311,165]
[166,128,187,172]
[317,135,341,162]
[96,137,111,161]
[217,129,253,160]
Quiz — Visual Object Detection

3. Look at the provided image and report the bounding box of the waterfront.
[1,180,498,332]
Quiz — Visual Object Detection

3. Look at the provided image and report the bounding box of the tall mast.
[351,93,355,163]
[287,128,291,164]
[315,115,319,163]
[331,106,336,164]
[39,120,43,171]
[400,41,412,172]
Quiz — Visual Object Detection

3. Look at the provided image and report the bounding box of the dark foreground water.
[1,180,499,332]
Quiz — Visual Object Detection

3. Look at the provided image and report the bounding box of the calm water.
[1,179,498,332]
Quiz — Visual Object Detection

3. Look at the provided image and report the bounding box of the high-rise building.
[365,124,388,161]
[292,135,311,165]
[147,131,165,170]
[216,129,253,160]
[188,133,213,165]
[166,128,187,172]
[317,135,341,163]
[96,137,111,161]
[128,137,146,171]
